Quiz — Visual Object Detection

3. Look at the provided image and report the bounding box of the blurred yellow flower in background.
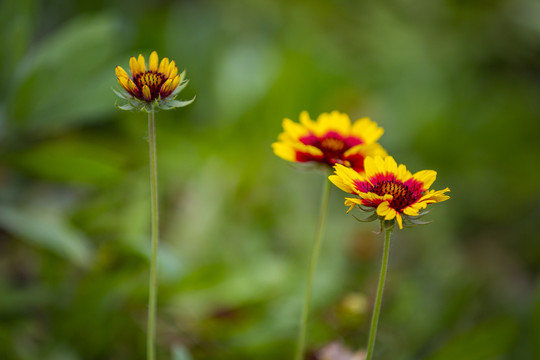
[272,111,386,173]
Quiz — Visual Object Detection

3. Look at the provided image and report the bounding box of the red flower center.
[370,179,423,211]
[298,131,363,167]
[320,137,346,152]
[135,72,166,100]
[319,137,348,164]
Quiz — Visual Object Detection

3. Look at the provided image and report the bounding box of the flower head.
[114,51,194,112]
[330,156,450,229]
[272,111,386,173]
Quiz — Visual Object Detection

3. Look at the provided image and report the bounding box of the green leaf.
[7,14,122,134]
[8,139,126,185]
[426,317,518,360]
[0,205,94,267]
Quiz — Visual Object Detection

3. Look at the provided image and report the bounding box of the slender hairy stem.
[365,228,392,360]
[294,176,332,360]
[147,108,159,360]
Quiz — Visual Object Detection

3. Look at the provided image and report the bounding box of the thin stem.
[365,227,392,360]
[147,108,159,360]
[294,176,332,360]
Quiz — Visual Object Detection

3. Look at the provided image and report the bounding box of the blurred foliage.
[1,0,540,359]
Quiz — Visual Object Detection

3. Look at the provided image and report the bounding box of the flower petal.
[127,78,138,94]
[160,78,173,95]
[137,54,146,73]
[273,141,323,163]
[312,111,351,137]
[117,76,130,92]
[331,164,365,194]
[142,85,152,101]
[384,156,398,175]
[344,197,363,213]
[344,143,387,158]
[129,56,140,77]
[282,118,309,140]
[298,111,317,131]
[363,192,392,203]
[351,117,384,144]
[167,61,177,79]
[376,201,396,220]
[412,170,437,190]
[396,164,412,182]
[363,156,383,179]
[149,51,159,72]
[420,188,451,203]
[395,213,403,229]
[168,65,178,80]
[170,75,180,91]
[272,142,297,162]
[403,206,420,216]
[329,174,355,194]
[158,57,170,74]
[115,66,130,80]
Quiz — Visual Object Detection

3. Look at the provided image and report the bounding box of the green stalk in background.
[295,176,331,360]
[365,228,392,360]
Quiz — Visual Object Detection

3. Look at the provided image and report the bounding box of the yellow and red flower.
[114,51,194,111]
[330,156,450,229]
[272,111,386,173]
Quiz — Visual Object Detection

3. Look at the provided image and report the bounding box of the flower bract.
[272,111,386,173]
[114,51,194,112]
[329,156,450,229]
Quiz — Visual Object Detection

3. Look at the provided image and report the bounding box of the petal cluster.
[272,111,386,172]
[330,156,450,229]
[114,51,194,111]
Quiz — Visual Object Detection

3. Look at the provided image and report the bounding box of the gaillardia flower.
[330,156,450,229]
[272,111,386,173]
[114,51,194,111]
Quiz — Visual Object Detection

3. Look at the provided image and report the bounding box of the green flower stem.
[365,227,392,360]
[147,107,159,360]
[294,175,331,360]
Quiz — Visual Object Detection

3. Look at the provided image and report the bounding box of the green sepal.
[115,101,136,111]
[404,216,433,225]
[383,219,395,230]
[157,96,196,110]
[415,209,431,217]
[358,204,375,212]
[113,87,149,112]
[170,97,196,107]
[170,79,189,98]
[353,212,379,223]
[373,219,384,234]
[373,219,395,233]
[112,87,132,100]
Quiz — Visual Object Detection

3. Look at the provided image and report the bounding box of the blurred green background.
[1,0,540,359]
